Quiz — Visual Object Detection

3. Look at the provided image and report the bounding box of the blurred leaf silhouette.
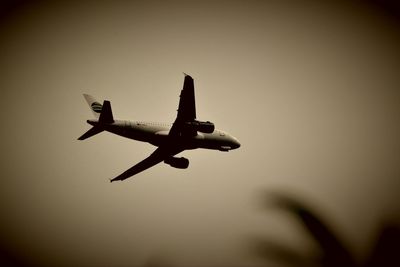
[365,223,400,267]
[250,237,314,267]
[250,192,400,267]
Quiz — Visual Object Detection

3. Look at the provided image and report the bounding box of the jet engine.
[185,120,215,134]
[164,157,189,169]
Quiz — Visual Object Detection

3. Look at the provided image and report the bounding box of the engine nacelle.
[164,157,189,169]
[185,120,215,134]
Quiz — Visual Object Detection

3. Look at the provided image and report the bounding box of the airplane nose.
[232,138,241,149]
[236,141,241,149]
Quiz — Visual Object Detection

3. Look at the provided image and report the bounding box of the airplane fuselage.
[87,119,240,152]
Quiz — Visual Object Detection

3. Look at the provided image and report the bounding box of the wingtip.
[110,176,123,183]
[183,72,192,78]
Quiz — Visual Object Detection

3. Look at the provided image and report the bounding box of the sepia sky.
[0,1,399,266]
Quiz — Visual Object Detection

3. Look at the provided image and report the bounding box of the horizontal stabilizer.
[99,100,114,124]
[78,127,104,140]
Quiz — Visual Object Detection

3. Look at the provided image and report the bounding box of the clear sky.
[0,1,399,266]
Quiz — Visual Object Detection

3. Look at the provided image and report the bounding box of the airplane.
[78,74,241,182]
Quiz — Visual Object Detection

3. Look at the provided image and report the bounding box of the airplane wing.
[110,146,183,182]
[177,74,196,121]
[169,74,197,137]
[110,75,196,182]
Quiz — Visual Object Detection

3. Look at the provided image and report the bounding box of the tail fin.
[83,94,103,118]
[79,97,114,141]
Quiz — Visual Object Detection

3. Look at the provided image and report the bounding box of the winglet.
[183,72,193,79]
[110,171,127,182]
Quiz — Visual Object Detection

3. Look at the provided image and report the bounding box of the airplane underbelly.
[151,131,206,149]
